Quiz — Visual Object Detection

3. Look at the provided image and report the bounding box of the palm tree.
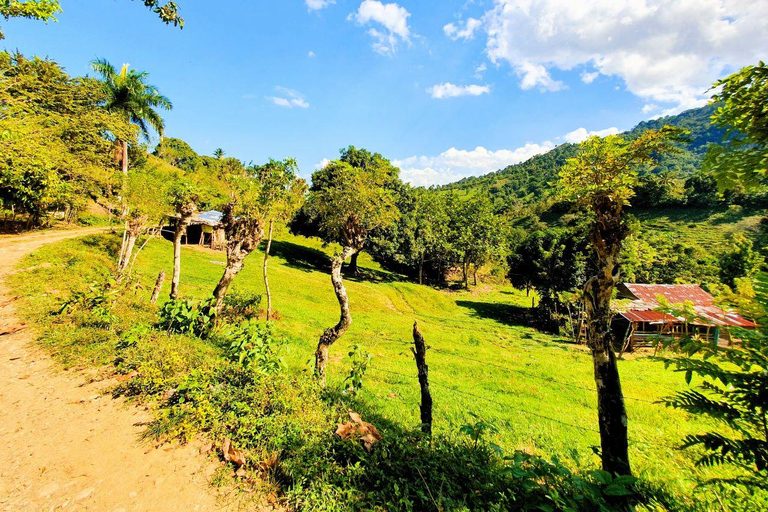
[91,59,172,273]
[91,58,172,176]
[213,148,225,160]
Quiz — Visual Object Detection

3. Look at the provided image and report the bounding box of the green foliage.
[718,233,763,288]
[220,289,262,321]
[158,297,215,336]
[220,319,284,374]
[0,0,60,39]
[343,344,371,395]
[706,62,768,192]
[0,52,135,224]
[656,274,768,490]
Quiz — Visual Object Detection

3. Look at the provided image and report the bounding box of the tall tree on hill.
[304,150,399,386]
[449,195,504,289]
[705,62,768,192]
[558,128,681,476]
[167,180,200,299]
[91,59,172,273]
[252,158,306,320]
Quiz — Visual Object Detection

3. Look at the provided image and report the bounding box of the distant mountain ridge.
[441,105,725,203]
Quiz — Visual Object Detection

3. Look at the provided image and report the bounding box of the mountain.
[441,105,726,204]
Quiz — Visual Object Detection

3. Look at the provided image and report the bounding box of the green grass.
[9,229,763,509]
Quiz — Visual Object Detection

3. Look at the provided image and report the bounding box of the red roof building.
[614,283,756,349]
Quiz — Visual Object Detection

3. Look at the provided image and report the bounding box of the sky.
[2,0,766,185]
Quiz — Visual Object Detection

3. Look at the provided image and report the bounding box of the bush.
[218,319,284,374]
[221,289,263,321]
[158,298,215,336]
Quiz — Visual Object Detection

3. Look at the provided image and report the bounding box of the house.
[161,210,226,251]
[612,283,756,350]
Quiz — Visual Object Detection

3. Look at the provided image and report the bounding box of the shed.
[614,283,756,350]
[161,210,226,251]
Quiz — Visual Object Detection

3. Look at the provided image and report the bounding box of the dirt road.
[0,228,225,511]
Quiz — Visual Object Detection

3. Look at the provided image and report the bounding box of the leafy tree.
[719,233,763,289]
[167,179,200,299]
[507,228,584,332]
[210,168,266,316]
[407,189,451,285]
[557,128,681,476]
[449,195,506,288]
[1,0,182,40]
[251,158,306,320]
[304,149,399,385]
[0,52,135,226]
[657,274,768,491]
[213,148,225,160]
[705,62,768,192]
[684,171,721,207]
[154,137,201,172]
[90,58,172,271]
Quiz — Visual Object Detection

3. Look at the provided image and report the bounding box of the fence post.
[412,321,433,436]
[150,270,165,304]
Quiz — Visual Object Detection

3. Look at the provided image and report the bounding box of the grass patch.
[8,231,766,511]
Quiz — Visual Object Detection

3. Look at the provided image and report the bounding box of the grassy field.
[10,227,753,508]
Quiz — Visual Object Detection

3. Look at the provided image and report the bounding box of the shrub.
[158,298,215,336]
[221,289,262,321]
[219,319,284,374]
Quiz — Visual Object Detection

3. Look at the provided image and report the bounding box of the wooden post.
[150,271,165,304]
[412,321,433,436]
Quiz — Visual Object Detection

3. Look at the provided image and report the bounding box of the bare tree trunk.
[473,264,478,286]
[347,251,360,276]
[412,321,433,435]
[419,251,424,285]
[117,216,144,275]
[584,197,631,476]
[151,271,165,304]
[462,258,469,289]
[263,218,274,321]
[211,203,264,317]
[170,205,196,300]
[314,246,356,387]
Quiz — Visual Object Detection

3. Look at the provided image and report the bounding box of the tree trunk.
[473,264,478,286]
[584,196,631,476]
[412,321,433,435]
[462,258,469,289]
[151,271,165,304]
[314,246,356,387]
[263,219,274,321]
[210,203,264,317]
[419,251,424,286]
[170,206,195,300]
[348,251,360,276]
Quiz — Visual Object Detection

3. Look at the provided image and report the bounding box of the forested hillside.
[442,105,728,206]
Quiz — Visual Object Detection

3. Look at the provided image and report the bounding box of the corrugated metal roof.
[191,210,223,227]
[619,283,756,329]
[621,283,715,306]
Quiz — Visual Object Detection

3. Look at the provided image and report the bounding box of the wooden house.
[612,283,756,350]
[161,210,226,251]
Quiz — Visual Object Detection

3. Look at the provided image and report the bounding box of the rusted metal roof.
[619,283,715,306]
[618,283,756,329]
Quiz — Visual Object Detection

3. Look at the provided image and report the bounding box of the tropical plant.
[656,275,768,490]
[222,319,284,374]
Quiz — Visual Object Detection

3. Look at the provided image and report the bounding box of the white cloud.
[306,0,335,11]
[349,1,412,55]
[516,61,565,91]
[428,82,491,99]
[480,0,768,112]
[394,143,555,186]
[563,126,620,144]
[443,17,482,40]
[580,70,599,84]
[266,87,310,109]
[308,50,316,58]
[315,158,331,170]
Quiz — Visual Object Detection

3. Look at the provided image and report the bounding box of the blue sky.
[2,0,765,185]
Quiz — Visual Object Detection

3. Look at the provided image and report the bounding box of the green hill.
[442,105,725,204]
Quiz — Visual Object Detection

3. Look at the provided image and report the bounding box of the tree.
[167,180,200,299]
[0,52,135,226]
[557,128,681,476]
[304,151,399,386]
[409,189,450,285]
[657,275,768,491]
[252,158,306,320]
[507,228,584,332]
[90,58,172,272]
[210,170,265,316]
[449,195,504,289]
[719,233,763,289]
[213,148,225,160]
[1,1,183,39]
[705,62,768,192]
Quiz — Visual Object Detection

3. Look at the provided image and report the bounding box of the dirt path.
[0,228,227,512]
